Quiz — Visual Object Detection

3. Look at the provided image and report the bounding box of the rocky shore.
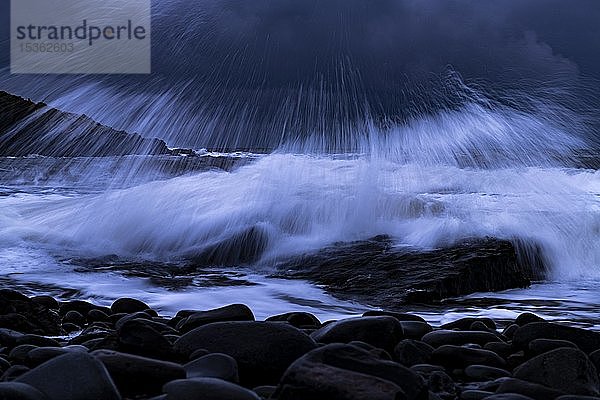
[0,289,599,400]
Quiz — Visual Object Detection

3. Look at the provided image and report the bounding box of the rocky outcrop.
[0,91,171,157]
[274,236,546,308]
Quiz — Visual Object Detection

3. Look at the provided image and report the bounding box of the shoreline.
[1,289,599,400]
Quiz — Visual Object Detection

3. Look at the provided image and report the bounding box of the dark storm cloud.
[1,0,600,149]
[150,0,598,91]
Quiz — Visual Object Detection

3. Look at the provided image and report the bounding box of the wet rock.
[0,315,42,335]
[513,323,600,354]
[399,322,433,340]
[496,378,566,400]
[514,348,599,396]
[556,396,600,400]
[266,312,321,328]
[441,318,496,331]
[184,353,239,383]
[88,309,110,323]
[253,385,276,399]
[484,342,514,358]
[363,311,426,322]
[15,352,121,400]
[527,338,578,357]
[9,346,38,365]
[427,370,456,397]
[15,336,59,348]
[432,345,506,369]
[0,382,48,400]
[0,357,9,373]
[117,319,174,360]
[92,349,185,397]
[0,91,172,157]
[1,365,30,382]
[163,377,261,400]
[515,313,545,326]
[114,311,153,330]
[62,311,85,327]
[422,330,502,347]
[111,298,150,315]
[310,316,403,352]
[26,346,87,367]
[459,390,495,399]
[30,296,59,311]
[176,304,255,333]
[275,343,427,400]
[394,340,434,367]
[275,238,542,308]
[62,323,80,333]
[59,300,98,316]
[464,365,511,381]
[502,324,519,340]
[483,395,536,400]
[174,321,316,387]
[590,350,600,373]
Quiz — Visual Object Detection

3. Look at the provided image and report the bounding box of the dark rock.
[0,315,41,335]
[59,300,97,316]
[503,324,519,340]
[30,296,59,310]
[0,329,24,347]
[506,351,527,370]
[410,364,446,375]
[527,338,578,357]
[348,341,392,360]
[62,311,85,327]
[88,309,110,323]
[514,348,599,396]
[464,365,511,381]
[0,357,9,373]
[62,323,81,333]
[1,365,30,382]
[92,349,185,397]
[441,318,496,331]
[310,316,403,352]
[0,91,171,157]
[117,319,174,360]
[111,298,150,315]
[399,322,433,340]
[176,304,255,333]
[428,369,456,398]
[275,343,428,400]
[394,340,434,367]
[114,312,153,330]
[483,395,536,400]
[174,321,316,387]
[432,345,506,369]
[15,353,121,400]
[513,323,600,354]
[484,342,514,359]
[163,377,261,400]
[189,349,210,361]
[459,390,495,400]
[274,238,543,308]
[556,396,600,400]
[496,378,566,400]
[422,330,502,347]
[253,385,276,399]
[184,353,239,383]
[515,313,545,326]
[363,311,426,322]
[266,312,321,328]
[26,346,87,367]
[9,346,38,365]
[14,336,59,348]
[0,382,47,400]
[590,350,600,373]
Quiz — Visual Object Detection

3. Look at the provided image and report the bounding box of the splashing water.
[1,95,599,282]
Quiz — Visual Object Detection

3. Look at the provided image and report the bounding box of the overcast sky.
[1,0,599,147]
